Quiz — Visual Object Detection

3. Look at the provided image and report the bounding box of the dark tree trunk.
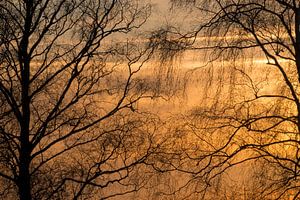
[18,151,31,200]
[18,50,32,200]
[18,0,33,199]
[18,59,32,200]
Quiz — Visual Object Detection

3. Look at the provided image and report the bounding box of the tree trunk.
[18,0,33,199]
[18,60,32,200]
[18,152,31,200]
[18,62,32,200]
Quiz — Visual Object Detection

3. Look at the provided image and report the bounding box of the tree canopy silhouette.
[0,0,172,199]
[162,0,300,198]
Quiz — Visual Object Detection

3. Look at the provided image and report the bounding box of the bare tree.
[152,0,300,199]
[0,0,175,199]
